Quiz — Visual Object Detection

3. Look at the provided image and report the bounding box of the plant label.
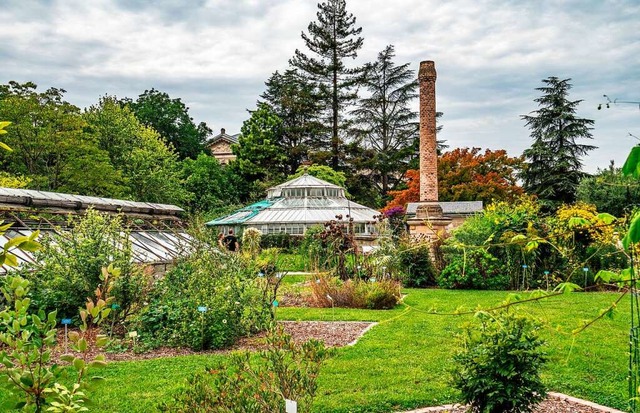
[285,399,297,413]
[272,300,279,307]
[112,303,120,310]
[198,306,208,313]
[61,318,72,325]
[129,331,138,338]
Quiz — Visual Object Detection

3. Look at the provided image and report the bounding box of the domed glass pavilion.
[206,174,380,238]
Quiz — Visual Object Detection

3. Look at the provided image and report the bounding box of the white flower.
[222,319,227,324]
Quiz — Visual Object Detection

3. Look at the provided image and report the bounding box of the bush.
[29,209,149,319]
[396,239,437,287]
[138,250,271,350]
[310,276,400,309]
[452,309,547,413]
[438,248,509,290]
[160,325,330,413]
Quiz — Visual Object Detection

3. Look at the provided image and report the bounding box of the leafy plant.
[452,309,547,413]
[160,325,331,413]
[138,249,271,350]
[439,248,509,290]
[30,209,148,320]
[0,274,108,413]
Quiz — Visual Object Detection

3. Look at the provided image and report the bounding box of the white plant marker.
[285,399,297,413]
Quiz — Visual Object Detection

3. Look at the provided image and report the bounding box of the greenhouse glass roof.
[206,174,379,228]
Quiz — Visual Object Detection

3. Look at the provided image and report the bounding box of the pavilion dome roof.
[207,174,379,228]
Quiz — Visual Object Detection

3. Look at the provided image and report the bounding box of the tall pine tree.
[352,45,418,196]
[290,0,364,170]
[260,69,323,175]
[521,77,595,205]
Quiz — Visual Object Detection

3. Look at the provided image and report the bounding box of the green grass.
[0,290,631,412]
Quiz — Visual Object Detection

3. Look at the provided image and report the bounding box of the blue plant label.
[272,300,279,307]
[522,264,528,269]
[111,303,120,310]
[198,306,208,313]
[61,318,72,325]
[544,270,550,275]
[583,267,589,272]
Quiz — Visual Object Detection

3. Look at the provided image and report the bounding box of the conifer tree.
[290,0,364,170]
[260,69,323,175]
[352,45,418,195]
[521,77,595,205]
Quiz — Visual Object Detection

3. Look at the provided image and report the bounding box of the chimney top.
[418,60,437,82]
[220,128,226,135]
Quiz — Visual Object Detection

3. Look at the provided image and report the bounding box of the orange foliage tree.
[382,148,523,212]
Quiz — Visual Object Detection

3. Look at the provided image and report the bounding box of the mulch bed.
[50,321,375,363]
[400,392,623,413]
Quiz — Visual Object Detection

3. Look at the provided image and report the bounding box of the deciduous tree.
[126,89,210,160]
[439,148,523,204]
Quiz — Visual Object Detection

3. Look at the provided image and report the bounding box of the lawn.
[0,289,630,412]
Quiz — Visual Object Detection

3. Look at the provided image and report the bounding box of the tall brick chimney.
[418,60,438,202]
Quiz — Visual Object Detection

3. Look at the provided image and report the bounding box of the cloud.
[1,0,638,173]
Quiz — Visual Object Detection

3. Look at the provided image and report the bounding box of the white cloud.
[1,0,638,172]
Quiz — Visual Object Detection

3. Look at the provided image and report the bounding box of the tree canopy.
[290,0,364,169]
[521,77,595,206]
[126,89,210,160]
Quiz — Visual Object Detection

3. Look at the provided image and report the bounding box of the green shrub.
[29,209,149,319]
[452,309,547,413]
[160,325,330,413]
[138,250,271,350]
[438,248,509,290]
[396,239,437,287]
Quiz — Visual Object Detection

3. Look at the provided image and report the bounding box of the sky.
[2,0,639,173]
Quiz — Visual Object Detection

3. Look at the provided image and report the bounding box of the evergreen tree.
[352,45,418,196]
[290,0,364,170]
[260,69,323,175]
[521,77,595,205]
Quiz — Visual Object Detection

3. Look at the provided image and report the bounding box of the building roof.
[406,201,483,215]
[207,174,379,227]
[206,128,239,147]
[0,187,184,218]
[0,188,191,273]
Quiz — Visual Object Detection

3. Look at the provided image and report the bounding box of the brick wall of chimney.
[418,60,439,202]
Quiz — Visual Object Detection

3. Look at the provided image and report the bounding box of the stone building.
[206,128,239,164]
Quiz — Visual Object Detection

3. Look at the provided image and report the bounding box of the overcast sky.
[2,0,639,172]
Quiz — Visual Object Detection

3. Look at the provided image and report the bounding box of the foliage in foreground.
[0,275,108,413]
[159,325,330,413]
[452,309,547,413]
